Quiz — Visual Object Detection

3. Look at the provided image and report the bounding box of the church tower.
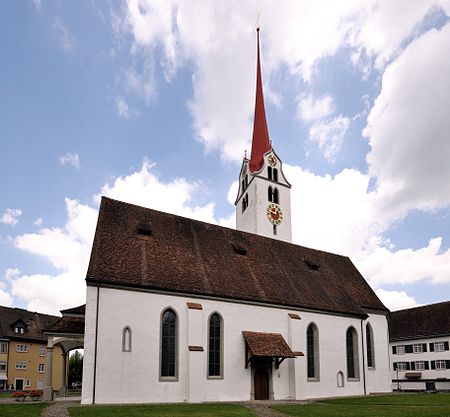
[235,28,292,242]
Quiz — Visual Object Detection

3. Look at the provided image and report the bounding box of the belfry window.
[160,308,177,379]
[208,313,222,378]
[242,194,249,212]
[268,187,279,204]
[268,167,278,182]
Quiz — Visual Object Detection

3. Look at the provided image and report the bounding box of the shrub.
[12,391,26,401]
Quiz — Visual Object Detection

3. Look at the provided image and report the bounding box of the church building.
[81,29,391,404]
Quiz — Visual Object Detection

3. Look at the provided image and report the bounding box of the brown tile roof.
[243,331,295,358]
[86,197,387,317]
[44,316,85,335]
[389,301,450,341]
[0,305,60,342]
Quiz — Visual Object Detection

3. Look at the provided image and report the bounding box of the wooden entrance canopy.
[243,331,299,369]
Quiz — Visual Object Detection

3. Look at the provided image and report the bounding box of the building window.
[435,360,446,370]
[0,343,7,353]
[434,342,445,352]
[337,371,344,388]
[160,308,177,379]
[0,361,6,371]
[242,194,249,212]
[414,361,426,371]
[122,326,132,352]
[208,313,222,378]
[39,346,46,357]
[15,362,27,370]
[346,327,359,379]
[38,363,45,373]
[366,323,375,369]
[307,323,320,379]
[14,326,25,334]
[25,379,31,387]
[16,344,28,353]
[396,345,405,355]
[413,344,423,354]
[268,167,278,182]
[268,166,272,180]
[396,362,408,371]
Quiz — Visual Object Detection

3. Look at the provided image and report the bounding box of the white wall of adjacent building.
[82,286,391,404]
[390,337,450,391]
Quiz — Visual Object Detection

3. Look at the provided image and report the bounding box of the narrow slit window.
[122,326,132,352]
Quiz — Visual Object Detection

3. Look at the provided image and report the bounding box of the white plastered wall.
[82,286,391,404]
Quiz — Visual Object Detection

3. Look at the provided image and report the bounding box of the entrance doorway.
[254,368,269,400]
[15,379,24,390]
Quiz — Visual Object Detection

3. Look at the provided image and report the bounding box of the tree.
[68,350,83,387]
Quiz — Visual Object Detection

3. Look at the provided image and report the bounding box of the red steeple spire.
[249,27,271,173]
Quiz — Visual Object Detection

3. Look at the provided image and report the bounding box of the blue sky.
[1,0,450,314]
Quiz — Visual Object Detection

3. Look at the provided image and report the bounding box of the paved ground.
[242,401,292,417]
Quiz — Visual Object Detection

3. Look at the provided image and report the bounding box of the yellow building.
[0,306,63,391]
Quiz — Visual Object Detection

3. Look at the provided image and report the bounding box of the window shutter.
[431,361,436,370]
[429,343,434,352]
[425,361,429,370]
[406,362,410,370]
[422,343,427,352]
[446,360,450,369]
[405,345,413,353]
[444,341,449,351]
[392,346,397,354]
[410,362,415,370]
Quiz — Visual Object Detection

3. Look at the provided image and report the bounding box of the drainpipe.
[92,283,100,404]
[360,319,367,395]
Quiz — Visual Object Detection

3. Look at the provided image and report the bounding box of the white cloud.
[115,95,140,119]
[59,153,81,169]
[365,24,450,216]
[53,18,75,51]
[33,218,43,226]
[111,0,447,162]
[0,281,13,307]
[297,94,335,122]
[5,268,20,281]
[375,289,418,312]
[0,208,22,227]
[308,115,350,162]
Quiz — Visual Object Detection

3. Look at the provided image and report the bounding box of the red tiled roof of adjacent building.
[389,301,450,341]
[44,316,85,335]
[86,197,387,318]
[0,305,60,342]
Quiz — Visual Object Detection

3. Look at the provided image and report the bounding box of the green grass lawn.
[0,402,48,417]
[69,403,256,417]
[272,393,450,417]
[0,392,11,398]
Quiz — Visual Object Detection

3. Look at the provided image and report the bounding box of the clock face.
[267,203,283,225]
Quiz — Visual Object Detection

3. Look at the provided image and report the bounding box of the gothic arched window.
[307,323,320,379]
[160,308,177,379]
[346,327,359,379]
[273,168,278,182]
[366,323,375,368]
[273,188,279,204]
[268,166,273,180]
[268,186,273,202]
[208,313,222,377]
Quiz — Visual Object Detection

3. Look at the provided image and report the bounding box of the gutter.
[360,319,367,395]
[92,283,100,404]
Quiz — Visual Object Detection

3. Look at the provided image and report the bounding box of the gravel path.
[241,402,291,417]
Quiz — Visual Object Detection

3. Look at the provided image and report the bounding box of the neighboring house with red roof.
[81,29,392,405]
[0,306,63,391]
[389,301,450,391]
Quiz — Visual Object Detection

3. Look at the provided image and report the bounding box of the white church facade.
[81,29,391,404]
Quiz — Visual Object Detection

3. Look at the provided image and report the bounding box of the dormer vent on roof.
[304,258,320,271]
[136,221,152,236]
[231,241,248,256]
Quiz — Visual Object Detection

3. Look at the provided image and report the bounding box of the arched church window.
[337,371,344,387]
[160,308,177,379]
[122,326,131,352]
[268,186,273,202]
[366,323,375,368]
[208,313,222,377]
[346,327,359,379]
[242,194,248,212]
[307,323,319,379]
[268,166,273,180]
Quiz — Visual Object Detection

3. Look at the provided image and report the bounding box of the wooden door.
[254,368,269,400]
[15,379,24,390]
